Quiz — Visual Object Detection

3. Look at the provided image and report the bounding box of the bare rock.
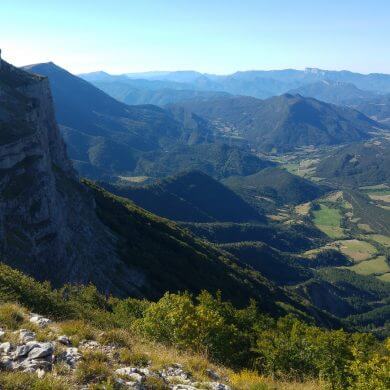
[27,342,54,359]
[0,342,12,354]
[29,314,52,328]
[19,329,36,343]
[0,356,13,370]
[206,369,221,381]
[160,363,191,383]
[14,343,37,359]
[57,347,81,368]
[57,335,71,346]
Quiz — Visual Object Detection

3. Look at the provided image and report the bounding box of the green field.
[336,239,377,262]
[369,234,390,247]
[349,256,390,276]
[377,273,390,282]
[313,204,344,239]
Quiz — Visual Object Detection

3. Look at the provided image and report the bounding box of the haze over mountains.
[82,68,390,131]
[20,62,386,184]
[82,68,390,96]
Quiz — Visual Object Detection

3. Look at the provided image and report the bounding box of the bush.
[139,291,258,367]
[348,338,390,390]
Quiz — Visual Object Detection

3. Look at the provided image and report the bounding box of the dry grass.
[368,194,390,204]
[377,273,390,282]
[0,303,25,330]
[129,336,229,383]
[0,371,70,390]
[98,328,133,348]
[335,239,377,262]
[75,351,112,384]
[230,370,325,390]
[58,320,97,346]
[295,202,311,216]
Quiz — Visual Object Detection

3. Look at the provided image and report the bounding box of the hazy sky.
[1,0,390,74]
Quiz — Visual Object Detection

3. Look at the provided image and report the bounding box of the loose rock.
[57,335,71,346]
[29,314,52,328]
[19,329,36,343]
[0,342,12,354]
[206,369,221,381]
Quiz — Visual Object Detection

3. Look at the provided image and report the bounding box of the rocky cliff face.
[0,60,144,295]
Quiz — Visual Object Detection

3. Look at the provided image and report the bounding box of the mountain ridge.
[172,94,383,152]
[102,170,266,223]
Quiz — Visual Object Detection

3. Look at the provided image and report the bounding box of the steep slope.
[222,167,326,210]
[288,80,377,106]
[219,242,312,285]
[174,94,382,152]
[316,140,390,187]
[1,60,326,316]
[102,170,265,223]
[23,63,212,179]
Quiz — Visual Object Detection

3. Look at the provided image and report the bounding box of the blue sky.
[1,0,389,74]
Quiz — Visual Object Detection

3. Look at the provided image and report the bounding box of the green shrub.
[139,291,257,367]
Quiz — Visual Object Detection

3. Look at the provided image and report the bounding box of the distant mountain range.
[287,80,378,106]
[173,94,383,152]
[81,68,390,101]
[26,63,266,180]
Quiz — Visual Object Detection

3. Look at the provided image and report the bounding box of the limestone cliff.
[0,60,144,295]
